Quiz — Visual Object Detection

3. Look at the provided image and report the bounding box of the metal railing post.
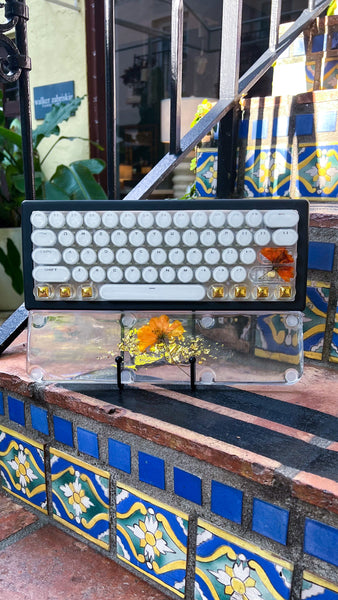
[104,0,119,199]
[170,0,184,156]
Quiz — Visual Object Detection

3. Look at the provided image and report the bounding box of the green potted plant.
[0,93,107,310]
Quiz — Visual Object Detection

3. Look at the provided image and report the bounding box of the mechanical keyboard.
[21,199,309,311]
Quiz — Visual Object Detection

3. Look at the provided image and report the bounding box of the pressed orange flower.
[260,247,294,282]
[137,315,185,352]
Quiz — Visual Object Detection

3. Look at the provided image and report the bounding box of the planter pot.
[0,227,24,311]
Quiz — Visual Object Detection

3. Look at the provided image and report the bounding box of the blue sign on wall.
[33,81,75,120]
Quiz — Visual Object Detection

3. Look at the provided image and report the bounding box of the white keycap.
[160,266,176,283]
[236,229,253,246]
[116,248,132,265]
[186,248,202,265]
[129,229,145,247]
[182,229,199,246]
[98,248,114,264]
[204,248,220,265]
[58,230,75,247]
[99,284,205,301]
[264,210,299,228]
[200,229,216,246]
[31,211,48,228]
[63,248,79,265]
[133,248,150,264]
[245,210,262,227]
[102,211,118,228]
[33,266,70,283]
[240,247,256,265]
[137,211,154,228]
[76,230,92,247]
[218,229,234,246]
[177,266,193,283]
[66,211,83,228]
[80,248,97,265]
[191,211,208,228]
[147,229,162,246]
[107,266,123,283]
[142,266,158,283]
[173,211,190,228]
[125,266,141,283]
[120,211,136,228]
[272,229,298,246]
[151,248,167,265]
[111,230,128,246]
[222,248,238,264]
[165,229,180,246]
[228,210,244,228]
[169,248,185,265]
[72,266,88,283]
[89,266,106,283]
[209,210,226,228]
[254,229,271,245]
[93,230,110,247]
[31,229,57,247]
[48,211,65,228]
[230,265,247,282]
[84,211,101,228]
[32,248,61,265]
[213,266,229,282]
[156,211,172,228]
[195,266,211,283]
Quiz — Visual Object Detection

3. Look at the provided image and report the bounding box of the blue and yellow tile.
[196,149,218,198]
[116,482,188,597]
[0,425,47,513]
[243,147,292,197]
[302,571,338,599]
[295,144,338,199]
[303,282,330,360]
[254,314,303,365]
[322,59,338,90]
[329,300,338,363]
[50,447,110,549]
[195,519,293,600]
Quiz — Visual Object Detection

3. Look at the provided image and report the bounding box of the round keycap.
[182,229,199,246]
[89,266,106,282]
[236,229,253,246]
[76,230,92,247]
[173,211,190,228]
[204,248,220,265]
[84,211,101,228]
[107,266,123,283]
[93,230,110,247]
[72,266,88,282]
[80,248,97,265]
[222,248,238,264]
[178,266,193,283]
[147,229,162,246]
[200,229,216,246]
[31,211,48,228]
[213,266,229,282]
[120,211,136,228]
[66,211,83,228]
[240,247,256,265]
[102,211,118,228]
[254,229,271,245]
[48,211,65,228]
[129,229,145,247]
[116,248,132,265]
[125,266,141,283]
[209,210,226,228]
[31,229,57,247]
[186,248,202,265]
[230,265,247,282]
[165,229,180,246]
[58,230,75,247]
[245,209,262,227]
[195,266,211,283]
[142,266,158,283]
[63,248,79,265]
[133,248,149,264]
[156,211,172,228]
[169,248,184,265]
[151,248,167,265]
[111,230,128,246]
[228,210,244,228]
[160,266,175,283]
[191,211,208,228]
[218,229,235,246]
[137,211,154,228]
[98,248,114,264]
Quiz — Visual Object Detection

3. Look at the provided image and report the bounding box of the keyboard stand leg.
[115,356,124,390]
[0,304,29,356]
[189,356,196,392]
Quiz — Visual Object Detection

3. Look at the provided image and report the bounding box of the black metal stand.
[115,356,124,390]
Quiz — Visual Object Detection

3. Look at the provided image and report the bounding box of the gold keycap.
[257,286,269,298]
[279,286,292,298]
[235,286,246,298]
[59,286,71,298]
[37,286,50,298]
[81,286,93,298]
[212,286,224,298]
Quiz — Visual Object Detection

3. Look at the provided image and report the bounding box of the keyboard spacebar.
[99,284,206,301]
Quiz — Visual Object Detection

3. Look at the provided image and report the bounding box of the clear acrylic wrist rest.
[27,310,304,386]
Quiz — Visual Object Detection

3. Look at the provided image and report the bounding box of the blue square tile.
[317,111,337,133]
[308,241,335,271]
[312,34,326,52]
[53,415,73,446]
[108,438,131,473]
[238,119,249,139]
[252,498,289,545]
[251,119,268,140]
[304,519,338,567]
[77,427,99,458]
[272,116,290,138]
[295,114,314,136]
[8,396,25,426]
[138,452,165,489]
[211,480,243,524]
[30,405,49,435]
[332,31,338,50]
[0,392,4,415]
[174,467,202,504]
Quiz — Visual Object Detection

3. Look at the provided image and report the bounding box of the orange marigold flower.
[137,315,185,352]
[260,247,294,282]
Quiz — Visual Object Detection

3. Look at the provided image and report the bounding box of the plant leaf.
[43,180,70,200]
[0,238,23,294]
[50,162,107,199]
[12,172,43,193]
[32,96,84,148]
[71,158,106,174]
[0,126,22,148]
